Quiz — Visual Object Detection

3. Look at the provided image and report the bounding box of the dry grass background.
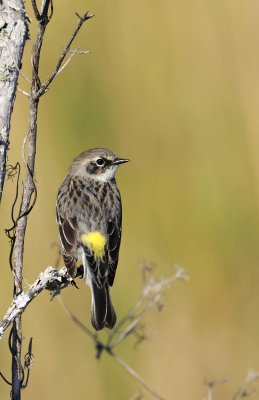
[1,0,259,399]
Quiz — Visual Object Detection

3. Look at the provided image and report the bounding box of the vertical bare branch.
[11,1,52,398]
[0,0,28,204]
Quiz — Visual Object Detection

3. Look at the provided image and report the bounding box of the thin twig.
[55,48,90,78]
[31,0,41,21]
[18,88,30,97]
[0,371,12,386]
[129,392,144,400]
[32,12,93,100]
[108,269,188,349]
[202,379,228,400]
[58,296,96,340]
[22,338,34,388]
[232,369,259,400]
[111,352,165,400]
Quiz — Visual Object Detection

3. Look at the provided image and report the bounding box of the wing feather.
[56,194,78,277]
[107,206,122,287]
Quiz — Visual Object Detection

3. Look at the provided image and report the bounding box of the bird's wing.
[107,200,122,287]
[56,194,78,277]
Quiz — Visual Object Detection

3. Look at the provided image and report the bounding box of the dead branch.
[202,378,228,400]
[232,369,259,400]
[58,265,188,400]
[32,11,93,100]
[11,1,52,395]
[202,369,259,400]
[0,266,75,340]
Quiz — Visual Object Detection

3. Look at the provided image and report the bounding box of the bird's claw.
[76,265,84,279]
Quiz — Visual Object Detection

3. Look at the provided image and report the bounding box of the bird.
[56,148,129,330]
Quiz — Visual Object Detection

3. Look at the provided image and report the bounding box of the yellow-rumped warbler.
[56,148,129,330]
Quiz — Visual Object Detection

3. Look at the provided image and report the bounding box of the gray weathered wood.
[0,267,72,340]
[0,0,28,204]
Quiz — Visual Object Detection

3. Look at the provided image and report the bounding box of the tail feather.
[104,286,117,329]
[90,281,116,331]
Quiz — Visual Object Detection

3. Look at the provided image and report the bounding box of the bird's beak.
[112,157,130,165]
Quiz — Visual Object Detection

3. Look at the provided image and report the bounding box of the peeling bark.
[0,266,73,340]
[0,0,28,204]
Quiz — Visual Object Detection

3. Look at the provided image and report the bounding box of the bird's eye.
[96,158,104,166]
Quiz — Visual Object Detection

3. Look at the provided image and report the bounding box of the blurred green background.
[1,0,259,398]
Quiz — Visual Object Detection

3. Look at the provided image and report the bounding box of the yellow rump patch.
[81,231,106,261]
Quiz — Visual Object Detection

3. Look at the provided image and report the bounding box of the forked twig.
[232,369,259,400]
[32,11,93,100]
[55,48,90,77]
[58,265,188,400]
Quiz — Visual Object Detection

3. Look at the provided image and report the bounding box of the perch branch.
[0,266,76,340]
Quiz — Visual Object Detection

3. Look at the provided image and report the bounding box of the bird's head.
[69,148,129,182]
